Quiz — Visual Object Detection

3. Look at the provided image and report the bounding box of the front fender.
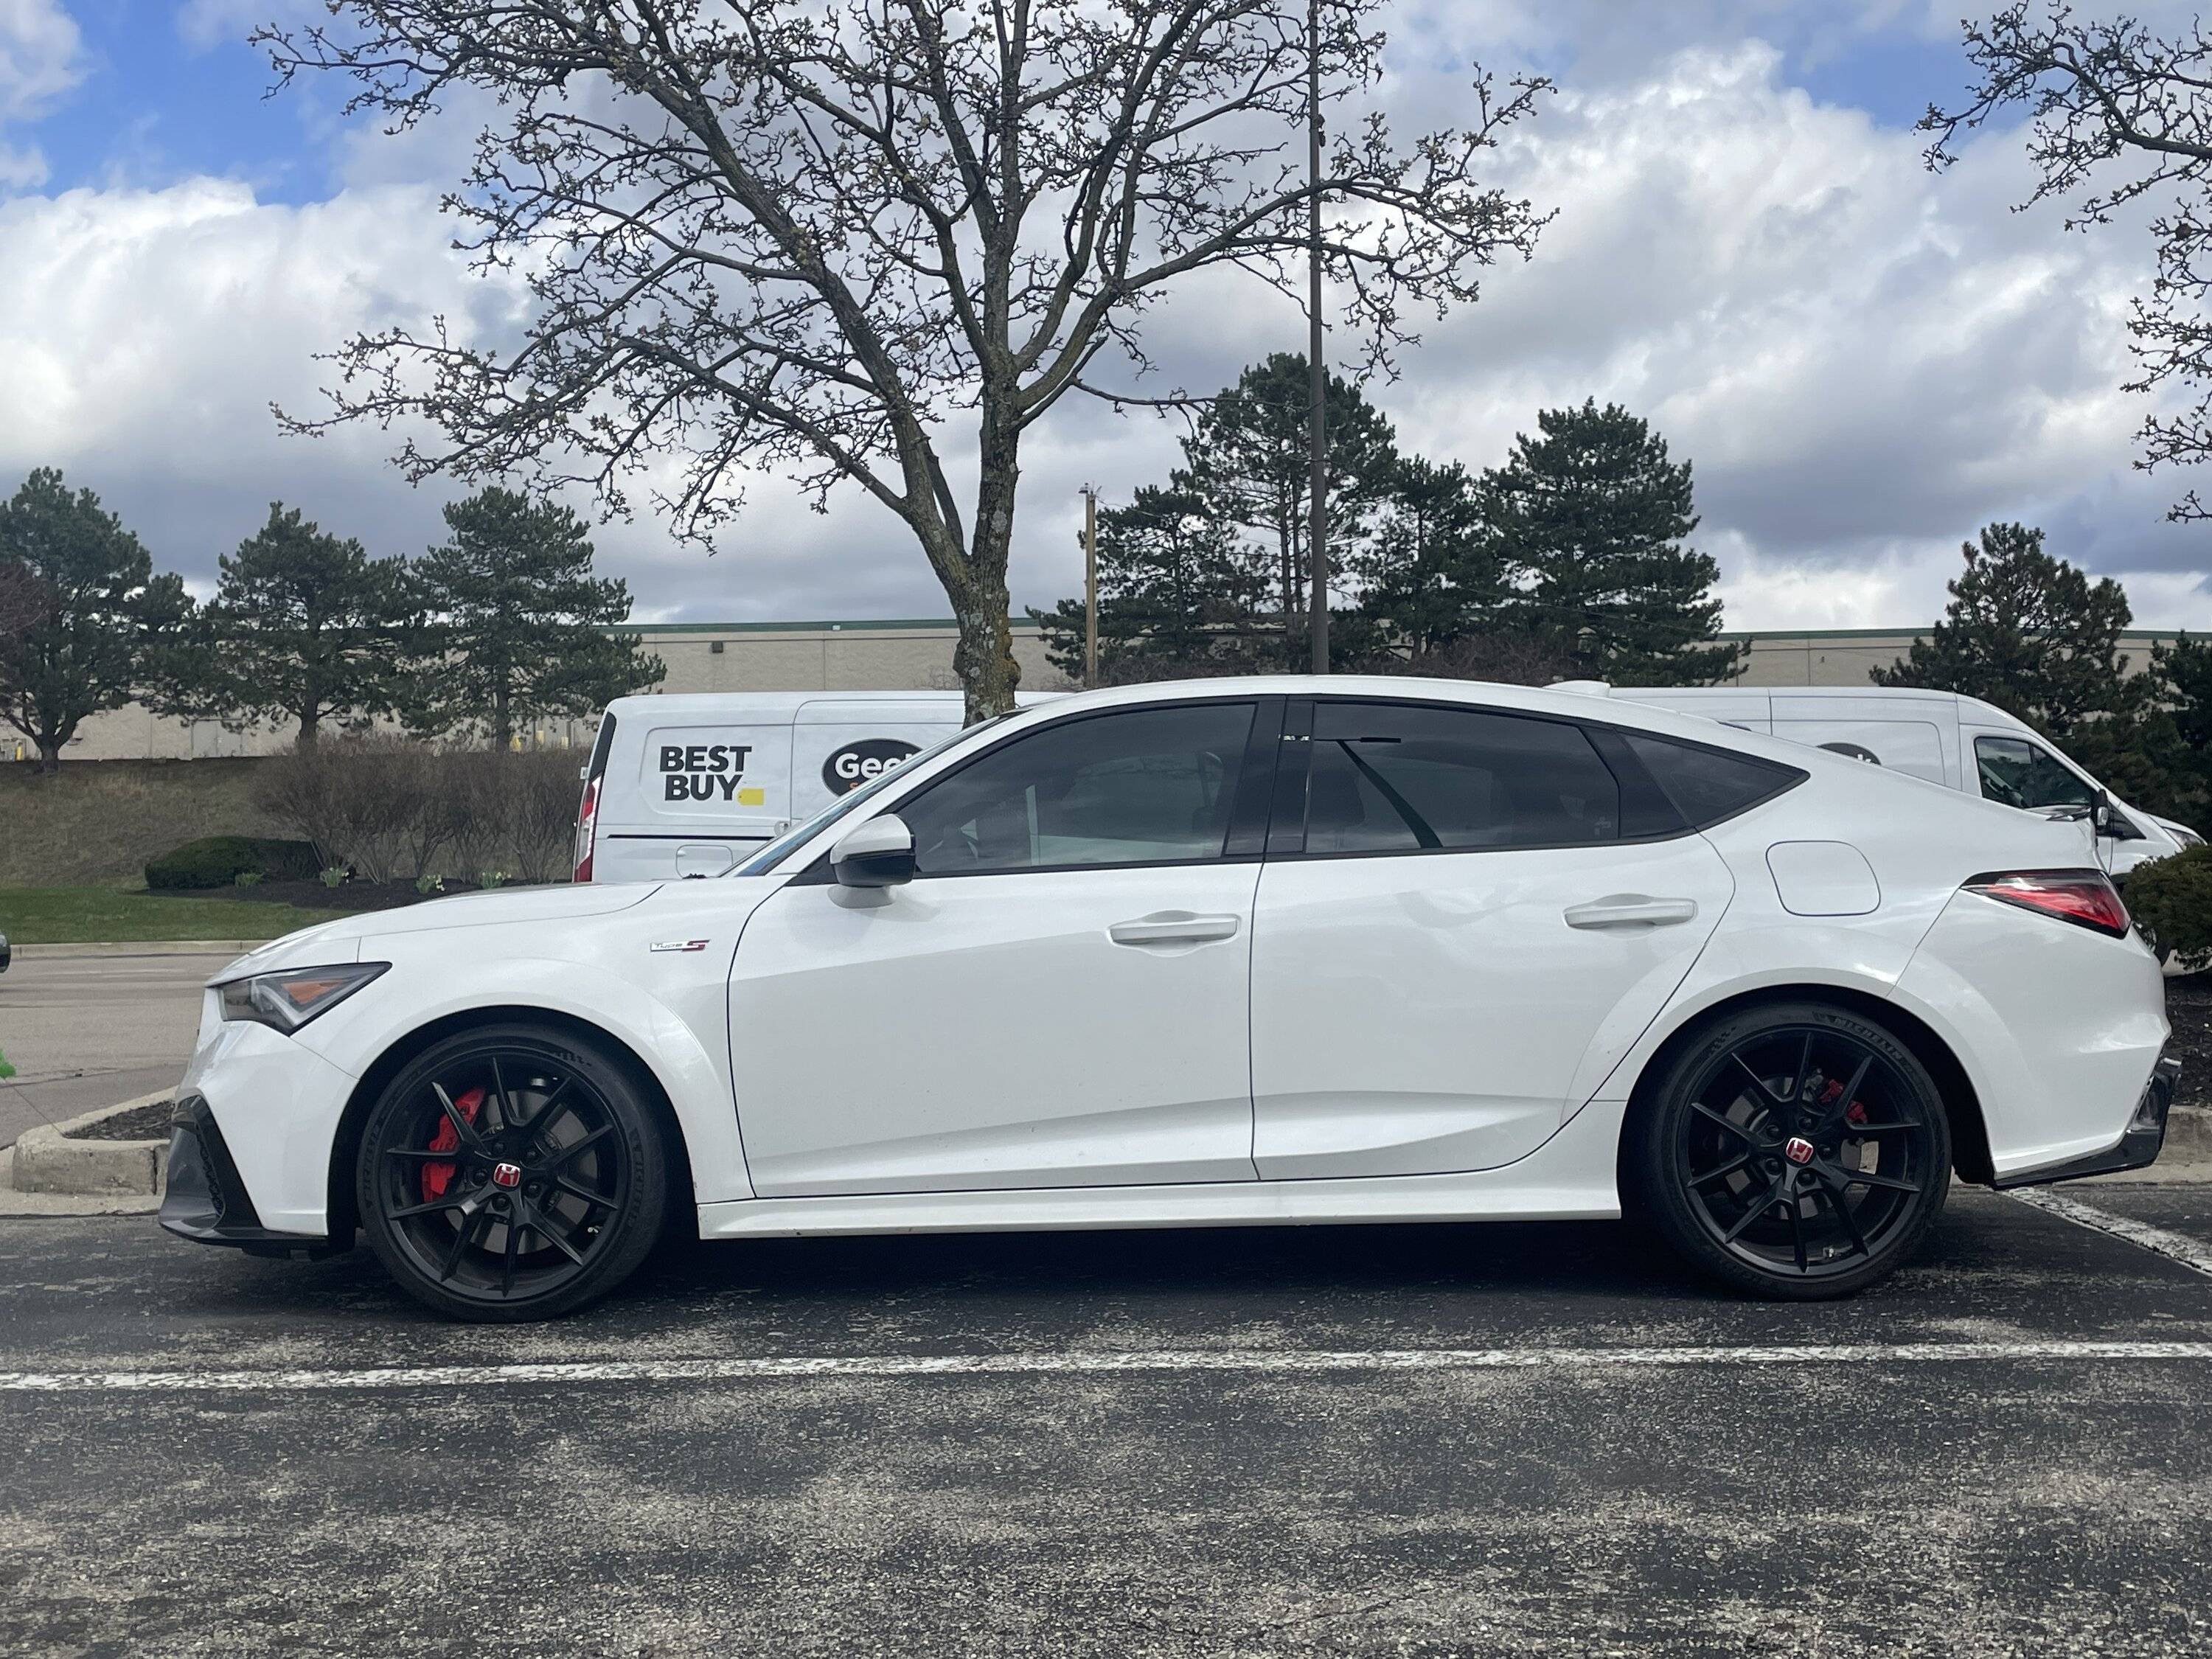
[297,953,752,1205]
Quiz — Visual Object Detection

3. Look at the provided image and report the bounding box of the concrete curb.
[7,1091,171,1198]
[10,941,270,959]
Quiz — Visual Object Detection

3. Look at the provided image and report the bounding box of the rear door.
[1248,699,1752,1180]
[1772,696,1953,787]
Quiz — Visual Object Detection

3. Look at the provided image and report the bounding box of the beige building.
[21,621,2183,762]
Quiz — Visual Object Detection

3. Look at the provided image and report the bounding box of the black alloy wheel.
[1633,1002,1952,1299]
[357,1023,668,1321]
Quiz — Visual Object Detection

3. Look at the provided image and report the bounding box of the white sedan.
[161,677,2178,1319]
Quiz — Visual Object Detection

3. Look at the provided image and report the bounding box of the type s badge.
[823,738,921,796]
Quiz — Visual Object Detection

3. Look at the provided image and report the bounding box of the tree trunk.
[37,738,60,775]
[297,709,321,749]
[950,417,1023,723]
[951,588,1020,725]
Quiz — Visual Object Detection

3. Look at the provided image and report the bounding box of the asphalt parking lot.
[0,953,224,1148]
[5,1186,2212,1656]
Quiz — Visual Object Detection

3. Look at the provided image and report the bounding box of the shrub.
[233,869,262,889]
[320,866,349,888]
[145,835,319,891]
[2121,846,2212,963]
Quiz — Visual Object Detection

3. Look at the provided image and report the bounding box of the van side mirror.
[831,814,916,888]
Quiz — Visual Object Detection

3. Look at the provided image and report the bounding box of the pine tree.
[1180,353,1404,666]
[403,489,663,745]
[1030,486,1273,683]
[1353,457,1509,658]
[1484,400,1743,685]
[154,503,415,746]
[1873,524,2143,740]
[0,469,187,773]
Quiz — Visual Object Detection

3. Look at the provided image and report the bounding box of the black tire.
[355,1022,669,1321]
[1630,1001,1952,1300]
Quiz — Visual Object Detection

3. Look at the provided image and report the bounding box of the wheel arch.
[1614,984,1994,1192]
[324,1005,702,1244]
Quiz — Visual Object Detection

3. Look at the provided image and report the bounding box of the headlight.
[218,963,388,1033]
[2172,826,2205,849]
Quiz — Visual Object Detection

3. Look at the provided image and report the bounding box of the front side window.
[900,703,1256,875]
[1976,735,2093,811]
[1304,703,1622,853]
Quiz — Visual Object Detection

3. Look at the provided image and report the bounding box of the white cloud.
[0,11,2207,639]
[0,0,82,189]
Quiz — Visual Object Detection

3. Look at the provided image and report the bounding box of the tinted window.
[1975,735,2093,810]
[1621,731,1804,827]
[1304,703,1621,853]
[901,703,1256,874]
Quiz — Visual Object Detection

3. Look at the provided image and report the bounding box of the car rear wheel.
[356,1023,668,1321]
[1631,1002,1952,1299]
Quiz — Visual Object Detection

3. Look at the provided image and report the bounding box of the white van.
[1586,684,2202,880]
[574,691,1062,883]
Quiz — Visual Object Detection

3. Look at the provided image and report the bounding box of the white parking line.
[6,1340,2212,1394]
[2007,1187,2212,1278]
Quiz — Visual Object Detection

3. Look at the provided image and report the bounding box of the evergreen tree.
[1484,400,1743,685]
[1030,486,1273,684]
[1873,524,2144,740]
[0,469,187,773]
[1353,457,1509,657]
[155,503,415,746]
[1180,353,1404,666]
[403,488,663,745]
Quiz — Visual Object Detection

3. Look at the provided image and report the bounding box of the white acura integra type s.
[162,677,2180,1320]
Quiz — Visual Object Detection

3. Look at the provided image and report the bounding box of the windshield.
[733,714,1012,877]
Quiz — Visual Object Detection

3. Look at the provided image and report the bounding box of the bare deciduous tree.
[1927,5,2212,521]
[262,0,1550,717]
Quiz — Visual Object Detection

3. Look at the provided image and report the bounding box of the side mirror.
[674,843,737,880]
[0,931,10,975]
[831,814,916,888]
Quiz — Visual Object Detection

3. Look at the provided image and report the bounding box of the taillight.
[574,776,601,883]
[1963,869,2130,939]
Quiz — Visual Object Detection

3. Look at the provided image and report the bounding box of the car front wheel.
[1631,1001,1952,1299]
[356,1023,669,1321]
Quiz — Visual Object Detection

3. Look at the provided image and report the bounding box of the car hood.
[211,883,664,981]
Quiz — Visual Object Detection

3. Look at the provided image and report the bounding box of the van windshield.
[733,714,1011,877]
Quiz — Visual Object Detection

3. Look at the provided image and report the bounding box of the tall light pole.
[1305,0,1329,675]
[1082,485,1099,689]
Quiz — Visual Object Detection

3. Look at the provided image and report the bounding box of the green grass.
[0,886,352,945]
[0,759,279,887]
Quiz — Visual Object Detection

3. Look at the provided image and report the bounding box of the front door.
[728,698,1274,1197]
[1250,698,1736,1179]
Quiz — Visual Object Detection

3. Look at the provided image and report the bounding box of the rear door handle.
[1108,911,1242,947]
[1564,895,1700,929]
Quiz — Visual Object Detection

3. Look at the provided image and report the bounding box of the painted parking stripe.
[2007,1187,2212,1278]
[7,1340,2212,1394]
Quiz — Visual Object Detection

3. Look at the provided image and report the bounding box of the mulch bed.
[192,879,487,913]
[66,1100,173,1141]
[2167,974,2212,1113]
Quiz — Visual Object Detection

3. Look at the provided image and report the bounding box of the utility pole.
[1306,0,1329,675]
[1082,485,1099,689]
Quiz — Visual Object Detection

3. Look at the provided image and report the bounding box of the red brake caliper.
[420,1086,487,1203]
[1819,1077,1870,1128]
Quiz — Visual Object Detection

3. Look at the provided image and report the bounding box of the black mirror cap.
[0,932,10,974]
[833,846,917,888]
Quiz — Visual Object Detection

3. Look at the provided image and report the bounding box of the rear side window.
[1304,703,1622,852]
[1618,731,1805,828]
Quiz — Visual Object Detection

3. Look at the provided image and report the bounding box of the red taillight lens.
[574,776,601,882]
[1963,869,2130,939]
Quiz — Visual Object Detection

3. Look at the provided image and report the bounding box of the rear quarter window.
[1618,731,1806,829]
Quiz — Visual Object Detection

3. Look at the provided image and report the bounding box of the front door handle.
[1564,895,1700,929]
[1108,911,1242,947]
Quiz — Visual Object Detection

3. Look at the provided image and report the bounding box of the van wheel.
[1630,1002,1951,1299]
[355,1023,667,1321]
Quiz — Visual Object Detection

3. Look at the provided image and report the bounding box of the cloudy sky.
[4,0,2211,633]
